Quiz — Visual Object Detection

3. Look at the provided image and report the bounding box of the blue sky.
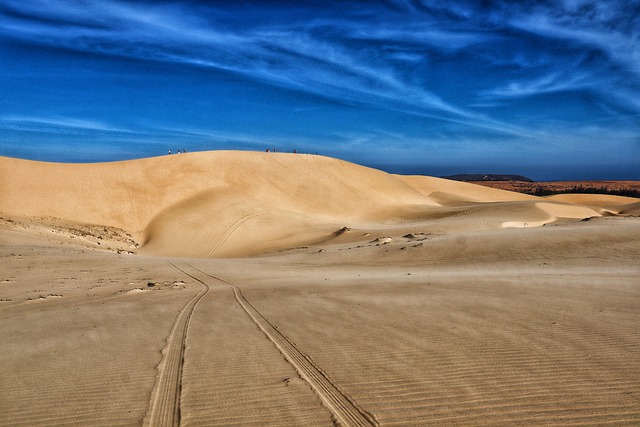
[0,0,638,180]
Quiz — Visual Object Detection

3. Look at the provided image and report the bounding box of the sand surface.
[1,151,639,426]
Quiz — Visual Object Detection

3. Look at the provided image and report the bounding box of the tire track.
[207,213,259,257]
[182,263,379,427]
[142,262,209,427]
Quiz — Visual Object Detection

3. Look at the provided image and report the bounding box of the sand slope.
[1,151,639,426]
[396,174,538,203]
[1,151,629,257]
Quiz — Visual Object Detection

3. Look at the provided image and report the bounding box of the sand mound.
[396,174,538,203]
[1,152,436,256]
[0,151,630,257]
[614,201,640,215]
[545,193,639,209]
[535,201,601,220]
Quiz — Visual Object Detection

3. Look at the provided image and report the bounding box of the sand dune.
[1,151,624,257]
[396,174,538,203]
[615,201,640,215]
[1,152,437,256]
[1,151,639,426]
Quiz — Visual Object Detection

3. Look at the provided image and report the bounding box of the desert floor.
[1,152,639,426]
[1,217,639,426]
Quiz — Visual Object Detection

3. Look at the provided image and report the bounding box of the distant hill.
[442,174,533,182]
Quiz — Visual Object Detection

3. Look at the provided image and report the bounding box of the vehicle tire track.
[182,263,379,427]
[207,213,259,257]
[142,262,209,427]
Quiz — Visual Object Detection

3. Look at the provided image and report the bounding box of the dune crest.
[0,151,634,257]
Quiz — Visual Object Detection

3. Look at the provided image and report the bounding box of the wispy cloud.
[0,0,638,176]
[507,1,640,77]
[481,72,591,98]
[0,115,134,134]
[388,1,637,113]
[0,0,526,137]
[0,115,301,149]
[346,26,494,51]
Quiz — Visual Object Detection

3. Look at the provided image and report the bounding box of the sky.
[0,0,639,180]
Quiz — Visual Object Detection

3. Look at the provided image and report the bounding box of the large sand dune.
[2,151,628,257]
[1,151,639,426]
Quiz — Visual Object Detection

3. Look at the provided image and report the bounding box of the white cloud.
[347,27,494,51]
[0,0,525,138]
[509,3,640,77]
[1,0,637,154]
[482,72,591,98]
[0,115,132,133]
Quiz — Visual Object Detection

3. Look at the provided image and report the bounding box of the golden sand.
[1,151,639,425]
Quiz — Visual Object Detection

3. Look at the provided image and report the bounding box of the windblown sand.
[1,151,639,426]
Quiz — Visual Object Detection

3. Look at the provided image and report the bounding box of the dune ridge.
[1,151,635,257]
